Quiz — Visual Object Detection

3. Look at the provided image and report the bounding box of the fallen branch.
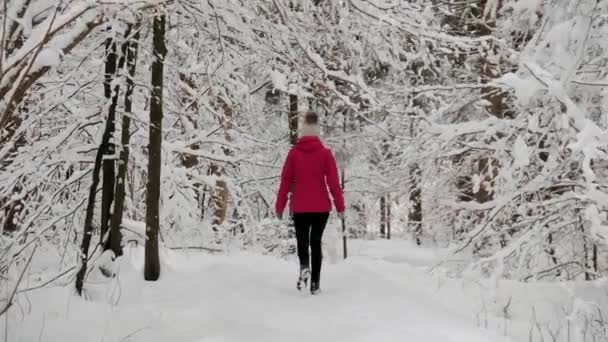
[167,246,223,253]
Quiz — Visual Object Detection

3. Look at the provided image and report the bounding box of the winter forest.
[1,0,608,341]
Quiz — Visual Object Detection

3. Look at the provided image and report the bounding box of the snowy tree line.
[0,0,607,311]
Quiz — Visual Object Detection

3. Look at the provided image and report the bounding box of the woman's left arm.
[275,150,295,218]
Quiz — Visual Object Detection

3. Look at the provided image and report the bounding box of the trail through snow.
[4,241,513,342]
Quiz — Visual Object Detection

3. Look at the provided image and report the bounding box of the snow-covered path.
[5,242,512,342]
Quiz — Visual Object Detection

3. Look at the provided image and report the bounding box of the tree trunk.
[210,92,234,228]
[407,112,423,244]
[409,163,422,245]
[75,94,120,296]
[210,163,229,227]
[386,193,391,240]
[289,94,298,145]
[341,112,348,258]
[592,244,598,274]
[380,196,386,238]
[177,72,204,218]
[546,232,561,277]
[145,12,166,281]
[108,26,140,257]
[1,192,24,233]
[287,94,298,237]
[100,36,118,248]
[579,217,596,281]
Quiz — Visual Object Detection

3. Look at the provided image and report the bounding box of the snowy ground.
[2,239,606,342]
[3,239,513,342]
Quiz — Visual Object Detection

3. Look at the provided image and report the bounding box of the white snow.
[3,241,513,342]
[496,72,543,107]
[31,48,62,71]
[584,205,608,243]
[510,0,543,26]
[269,69,288,93]
[512,136,529,168]
[2,1,608,340]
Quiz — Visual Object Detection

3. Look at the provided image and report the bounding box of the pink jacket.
[276,136,346,216]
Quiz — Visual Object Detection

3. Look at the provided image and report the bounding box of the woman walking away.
[275,112,345,295]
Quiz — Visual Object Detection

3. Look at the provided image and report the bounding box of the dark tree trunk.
[75,96,119,296]
[289,94,298,145]
[1,192,24,233]
[286,94,298,237]
[341,166,347,259]
[407,113,423,245]
[409,163,422,245]
[380,196,386,238]
[100,37,118,248]
[145,12,166,281]
[108,26,140,257]
[341,112,347,258]
[592,244,598,274]
[386,194,391,240]
[580,219,595,281]
[546,232,560,277]
[583,236,591,281]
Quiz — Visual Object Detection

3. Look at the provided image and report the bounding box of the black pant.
[293,212,329,285]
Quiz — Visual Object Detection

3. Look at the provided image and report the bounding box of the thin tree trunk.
[409,163,422,245]
[201,177,208,220]
[75,98,118,296]
[341,112,347,258]
[592,244,598,274]
[210,94,233,228]
[546,232,561,277]
[408,112,423,245]
[583,238,591,281]
[145,12,166,281]
[386,193,391,240]
[380,196,386,238]
[289,94,298,145]
[341,168,347,259]
[580,219,594,281]
[210,163,228,227]
[287,94,298,236]
[177,73,203,218]
[100,36,118,248]
[108,26,140,257]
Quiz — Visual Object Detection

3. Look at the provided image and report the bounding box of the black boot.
[297,267,310,291]
[310,282,320,295]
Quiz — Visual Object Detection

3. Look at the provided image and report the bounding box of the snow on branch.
[0,3,103,141]
[348,0,497,50]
